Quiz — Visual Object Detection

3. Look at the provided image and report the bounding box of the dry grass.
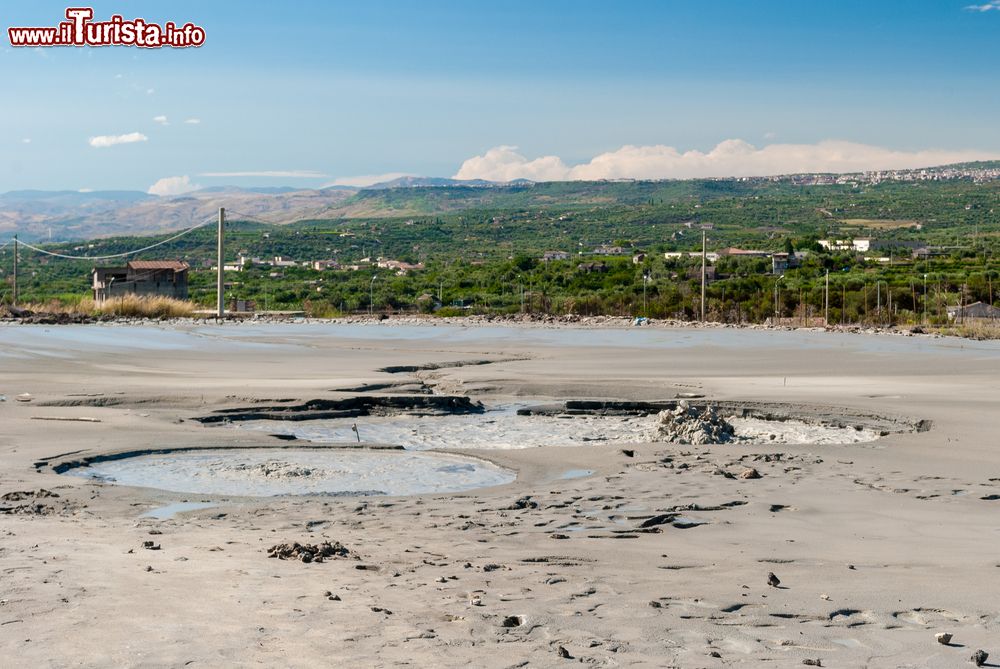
[927,320,1000,340]
[3,295,197,319]
[81,295,196,318]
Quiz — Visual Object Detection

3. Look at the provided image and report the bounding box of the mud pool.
[234,405,885,449]
[64,448,515,497]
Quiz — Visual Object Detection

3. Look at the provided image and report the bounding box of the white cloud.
[21,138,30,144]
[198,170,328,178]
[88,132,148,148]
[147,175,201,197]
[966,1,1000,10]
[453,141,1000,182]
[324,172,414,187]
[184,118,201,124]
[146,88,155,95]
[153,115,169,125]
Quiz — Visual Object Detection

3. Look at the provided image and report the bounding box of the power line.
[224,209,284,227]
[8,215,217,261]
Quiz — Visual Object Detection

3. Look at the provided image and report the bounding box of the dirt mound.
[646,401,739,445]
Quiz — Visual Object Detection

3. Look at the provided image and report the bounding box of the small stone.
[557,645,572,659]
[709,650,722,658]
[936,632,953,645]
[649,600,663,609]
[328,594,341,601]
[739,468,762,480]
[802,660,822,667]
[323,590,332,597]
[500,615,525,628]
[767,572,781,588]
[972,650,989,667]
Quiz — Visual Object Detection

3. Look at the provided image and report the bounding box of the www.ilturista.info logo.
[7,7,205,48]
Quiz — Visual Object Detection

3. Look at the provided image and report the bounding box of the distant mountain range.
[0,178,534,241]
[1,161,997,243]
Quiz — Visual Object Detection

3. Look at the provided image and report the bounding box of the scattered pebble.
[936,632,953,645]
[767,572,781,588]
[972,650,989,667]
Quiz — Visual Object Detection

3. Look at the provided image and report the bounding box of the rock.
[557,646,572,659]
[972,650,989,666]
[767,572,781,588]
[621,449,635,457]
[802,660,822,667]
[141,541,161,551]
[505,496,538,510]
[501,615,525,628]
[709,650,722,658]
[936,632,953,645]
[266,540,348,562]
[739,468,762,479]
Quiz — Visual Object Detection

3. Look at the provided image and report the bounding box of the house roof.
[126,260,189,271]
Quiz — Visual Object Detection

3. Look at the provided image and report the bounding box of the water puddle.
[66,448,515,497]
[141,501,217,519]
[560,469,594,480]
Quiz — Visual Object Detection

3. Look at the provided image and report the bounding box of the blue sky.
[2,1,999,192]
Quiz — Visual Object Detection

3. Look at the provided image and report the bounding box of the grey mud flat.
[1,321,999,668]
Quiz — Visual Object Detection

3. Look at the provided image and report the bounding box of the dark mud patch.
[195,395,484,424]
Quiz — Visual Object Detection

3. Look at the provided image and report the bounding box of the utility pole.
[12,234,18,306]
[217,208,225,318]
[773,275,784,320]
[369,274,378,315]
[923,273,928,325]
[700,230,706,321]
[642,272,649,316]
[824,270,829,326]
[876,281,881,323]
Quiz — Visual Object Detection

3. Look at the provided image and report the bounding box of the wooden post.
[217,208,225,318]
